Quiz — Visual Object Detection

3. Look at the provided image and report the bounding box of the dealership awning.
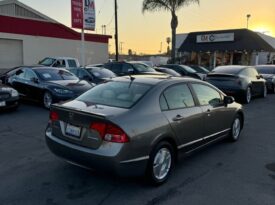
[178,29,275,52]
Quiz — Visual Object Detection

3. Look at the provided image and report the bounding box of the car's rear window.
[256,66,275,74]
[77,81,152,108]
[87,68,116,78]
[68,60,77,67]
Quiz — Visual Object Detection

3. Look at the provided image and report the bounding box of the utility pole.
[246,14,251,29]
[114,0,119,61]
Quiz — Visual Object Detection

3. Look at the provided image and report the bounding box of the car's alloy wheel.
[43,92,52,109]
[230,116,242,141]
[245,87,252,104]
[147,141,174,185]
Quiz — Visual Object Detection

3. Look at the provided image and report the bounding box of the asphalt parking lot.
[0,96,275,205]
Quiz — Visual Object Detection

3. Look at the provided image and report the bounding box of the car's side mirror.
[224,96,235,105]
[31,77,39,84]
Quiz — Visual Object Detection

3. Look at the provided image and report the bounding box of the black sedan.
[255,65,275,93]
[206,66,267,104]
[159,64,203,80]
[0,82,19,111]
[6,67,93,109]
[68,67,116,84]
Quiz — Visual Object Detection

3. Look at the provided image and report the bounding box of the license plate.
[65,124,81,138]
[0,101,6,107]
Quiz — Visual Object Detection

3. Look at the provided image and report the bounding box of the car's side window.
[192,84,222,106]
[122,64,134,73]
[111,64,122,74]
[162,84,195,110]
[79,69,90,79]
[25,69,37,81]
[239,69,249,77]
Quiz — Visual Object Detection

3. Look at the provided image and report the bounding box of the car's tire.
[272,84,275,94]
[243,86,252,104]
[229,114,242,142]
[260,84,267,98]
[147,141,175,185]
[43,91,53,109]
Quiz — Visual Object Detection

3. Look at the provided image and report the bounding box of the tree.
[142,0,199,63]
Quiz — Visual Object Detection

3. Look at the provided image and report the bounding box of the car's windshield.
[77,81,152,108]
[87,68,116,78]
[256,67,275,75]
[132,63,156,72]
[39,58,56,66]
[36,69,78,81]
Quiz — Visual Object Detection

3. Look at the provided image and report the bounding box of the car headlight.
[53,88,73,94]
[1,87,18,97]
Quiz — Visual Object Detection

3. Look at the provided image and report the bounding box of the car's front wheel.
[147,141,175,185]
[43,91,53,109]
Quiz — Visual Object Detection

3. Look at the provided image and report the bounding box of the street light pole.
[114,0,119,61]
[246,14,251,29]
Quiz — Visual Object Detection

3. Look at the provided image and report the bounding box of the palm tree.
[142,0,199,63]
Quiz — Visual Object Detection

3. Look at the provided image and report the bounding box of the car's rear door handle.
[173,115,185,121]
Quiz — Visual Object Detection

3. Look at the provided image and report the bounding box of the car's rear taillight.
[90,122,129,143]
[50,111,59,121]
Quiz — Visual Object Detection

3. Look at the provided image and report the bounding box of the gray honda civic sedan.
[45,76,244,184]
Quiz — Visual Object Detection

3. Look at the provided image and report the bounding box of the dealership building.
[0,0,111,69]
[176,29,275,69]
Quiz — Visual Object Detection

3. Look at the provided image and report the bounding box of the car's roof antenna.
[128,74,135,88]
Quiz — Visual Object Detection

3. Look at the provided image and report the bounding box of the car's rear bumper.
[45,128,148,177]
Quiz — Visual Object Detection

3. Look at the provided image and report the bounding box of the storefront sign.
[71,0,83,29]
[197,33,235,43]
[83,0,96,31]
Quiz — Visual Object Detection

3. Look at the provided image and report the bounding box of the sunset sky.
[20,0,275,54]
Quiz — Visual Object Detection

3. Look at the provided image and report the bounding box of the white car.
[39,57,80,68]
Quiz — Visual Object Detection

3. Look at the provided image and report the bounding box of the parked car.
[38,57,80,68]
[154,67,181,77]
[104,61,166,76]
[206,65,267,104]
[46,76,244,185]
[255,65,275,93]
[159,64,203,80]
[0,81,19,111]
[5,67,93,109]
[68,67,116,84]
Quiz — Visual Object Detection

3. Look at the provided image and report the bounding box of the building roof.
[0,0,111,43]
[0,0,56,22]
[178,29,275,52]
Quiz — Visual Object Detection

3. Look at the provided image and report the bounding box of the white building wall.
[0,32,109,67]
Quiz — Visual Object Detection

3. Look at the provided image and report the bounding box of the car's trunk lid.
[50,101,128,149]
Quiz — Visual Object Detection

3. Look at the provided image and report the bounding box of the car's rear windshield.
[256,66,275,74]
[212,66,245,74]
[36,69,78,81]
[132,63,156,72]
[77,81,152,108]
[39,58,55,66]
[87,68,116,78]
